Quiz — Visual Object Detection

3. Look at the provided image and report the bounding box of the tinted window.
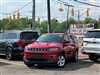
[20,32,39,40]
[8,33,17,39]
[64,35,73,42]
[2,33,8,39]
[0,33,2,39]
[85,31,100,38]
[36,34,63,43]
[64,35,69,40]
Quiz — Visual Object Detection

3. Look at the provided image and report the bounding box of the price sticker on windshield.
[59,34,62,37]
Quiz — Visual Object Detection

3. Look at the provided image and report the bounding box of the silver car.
[81,29,100,61]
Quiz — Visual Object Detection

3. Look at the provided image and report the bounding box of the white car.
[81,29,100,61]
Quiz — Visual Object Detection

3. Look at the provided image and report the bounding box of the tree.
[0,19,9,29]
[84,17,98,24]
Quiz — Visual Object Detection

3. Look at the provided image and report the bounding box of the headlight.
[24,47,29,50]
[49,48,58,51]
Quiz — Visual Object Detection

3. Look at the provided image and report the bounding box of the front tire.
[56,54,66,68]
[6,47,14,60]
[71,51,78,62]
[89,55,99,61]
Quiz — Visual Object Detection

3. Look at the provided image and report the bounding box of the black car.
[0,30,39,60]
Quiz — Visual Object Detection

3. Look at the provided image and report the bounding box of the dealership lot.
[0,56,100,75]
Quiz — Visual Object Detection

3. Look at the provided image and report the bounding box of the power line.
[52,0,100,10]
[74,5,100,10]
[1,1,32,15]
[74,0,100,7]
[11,1,32,14]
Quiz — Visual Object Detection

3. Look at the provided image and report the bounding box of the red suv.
[23,33,78,68]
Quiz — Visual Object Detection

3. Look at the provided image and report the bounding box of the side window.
[8,33,12,39]
[11,33,17,39]
[69,35,74,42]
[0,33,3,39]
[64,35,69,40]
[8,33,17,39]
[68,35,73,43]
[64,34,73,43]
[2,33,8,39]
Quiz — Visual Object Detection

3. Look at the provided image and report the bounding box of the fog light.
[50,55,56,58]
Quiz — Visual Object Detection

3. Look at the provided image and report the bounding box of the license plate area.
[33,54,40,59]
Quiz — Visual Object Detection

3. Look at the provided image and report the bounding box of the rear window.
[20,32,39,40]
[85,31,100,38]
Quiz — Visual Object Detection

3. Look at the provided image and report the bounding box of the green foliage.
[0,17,99,33]
[83,17,98,24]
[98,22,100,28]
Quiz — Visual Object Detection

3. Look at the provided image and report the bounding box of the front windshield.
[36,34,63,43]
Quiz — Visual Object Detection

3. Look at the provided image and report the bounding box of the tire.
[89,55,99,61]
[56,54,66,68]
[71,51,78,62]
[6,47,14,60]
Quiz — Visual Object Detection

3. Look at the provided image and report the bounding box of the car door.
[63,34,72,57]
[0,33,8,55]
[68,35,77,55]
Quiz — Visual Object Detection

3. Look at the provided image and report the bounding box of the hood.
[26,42,62,48]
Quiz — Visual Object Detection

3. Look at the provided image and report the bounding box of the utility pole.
[32,0,35,30]
[65,5,74,30]
[78,10,80,24]
[47,0,51,33]
[63,2,74,30]
[66,6,69,29]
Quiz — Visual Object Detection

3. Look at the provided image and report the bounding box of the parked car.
[0,31,3,39]
[81,29,100,61]
[23,33,78,68]
[0,30,39,60]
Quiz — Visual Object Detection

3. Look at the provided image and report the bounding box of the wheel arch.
[6,44,13,50]
[60,51,65,56]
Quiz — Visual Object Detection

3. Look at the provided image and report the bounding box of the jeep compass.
[23,33,78,68]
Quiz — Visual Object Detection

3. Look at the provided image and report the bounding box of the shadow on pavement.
[28,58,96,71]
[0,62,11,66]
[0,55,23,61]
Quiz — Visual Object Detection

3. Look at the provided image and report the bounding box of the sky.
[0,0,100,22]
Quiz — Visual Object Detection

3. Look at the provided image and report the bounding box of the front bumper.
[23,50,60,64]
[23,58,57,64]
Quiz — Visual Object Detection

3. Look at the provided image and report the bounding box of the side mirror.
[64,40,70,43]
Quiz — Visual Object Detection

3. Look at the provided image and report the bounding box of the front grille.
[28,48,49,52]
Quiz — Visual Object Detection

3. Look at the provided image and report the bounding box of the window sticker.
[40,34,47,38]
[59,34,62,37]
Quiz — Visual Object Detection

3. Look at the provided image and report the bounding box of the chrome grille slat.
[28,48,48,52]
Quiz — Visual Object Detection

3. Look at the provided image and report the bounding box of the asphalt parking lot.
[0,55,100,75]
[0,41,100,75]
